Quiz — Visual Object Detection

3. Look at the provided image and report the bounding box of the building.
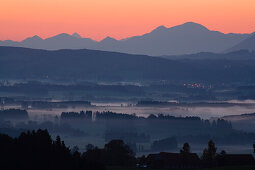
[218,154,254,166]
[146,152,201,169]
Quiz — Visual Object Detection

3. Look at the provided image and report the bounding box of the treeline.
[61,111,92,119]
[60,111,232,129]
[137,100,169,106]
[61,110,202,121]
[0,109,28,120]
[95,111,140,120]
[0,129,136,170]
[61,111,140,120]
[61,111,246,149]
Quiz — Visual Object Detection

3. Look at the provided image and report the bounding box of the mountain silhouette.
[0,22,251,55]
[114,22,249,55]
[226,34,255,52]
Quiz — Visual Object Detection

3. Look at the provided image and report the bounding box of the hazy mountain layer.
[0,22,250,56]
[226,34,255,52]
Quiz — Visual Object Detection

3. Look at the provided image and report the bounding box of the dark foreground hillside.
[1,46,255,83]
[106,166,255,170]
[0,129,135,170]
[1,129,255,170]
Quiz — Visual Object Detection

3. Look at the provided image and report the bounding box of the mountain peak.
[100,36,117,43]
[183,21,201,25]
[151,25,168,33]
[150,22,209,34]
[103,36,116,41]
[32,35,42,39]
[56,33,71,37]
[72,32,82,38]
[46,33,73,40]
[178,22,209,31]
[22,35,43,42]
[155,25,167,30]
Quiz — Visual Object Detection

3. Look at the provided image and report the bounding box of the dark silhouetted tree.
[253,142,255,153]
[104,139,136,166]
[202,140,217,167]
[180,142,191,154]
[86,144,95,151]
[180,142,191,166]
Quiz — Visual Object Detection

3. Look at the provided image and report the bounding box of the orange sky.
[1,0,255,41]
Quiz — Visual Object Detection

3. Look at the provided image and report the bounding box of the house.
[146,152,201,169]
[218,154,254,166]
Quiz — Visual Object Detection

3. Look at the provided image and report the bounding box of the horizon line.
[0,21,254,42]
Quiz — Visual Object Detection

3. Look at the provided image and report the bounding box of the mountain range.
[0,22,254,56]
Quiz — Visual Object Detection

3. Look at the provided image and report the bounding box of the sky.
[1,0,255,41]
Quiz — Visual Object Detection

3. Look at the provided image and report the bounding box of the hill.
[1,47,255,83]
[162,50,255,60]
